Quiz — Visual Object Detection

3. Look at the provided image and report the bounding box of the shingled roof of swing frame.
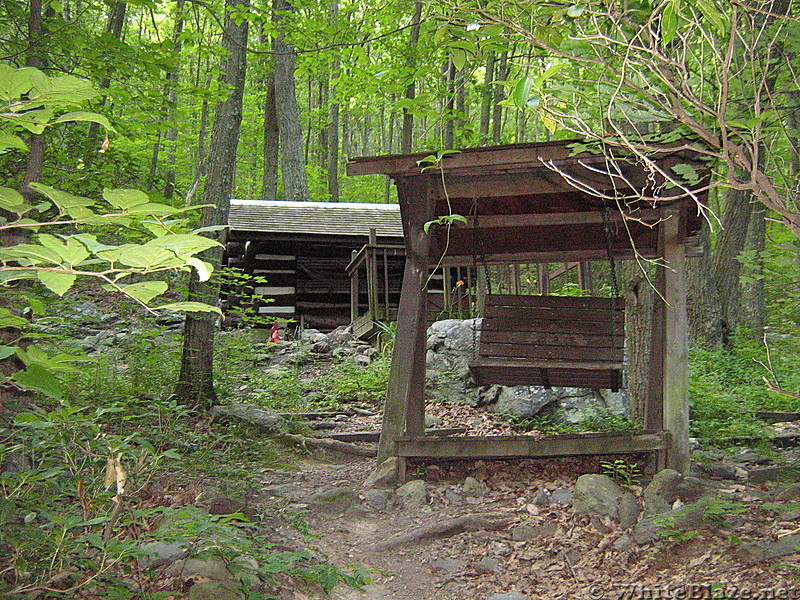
[228,199,404,239]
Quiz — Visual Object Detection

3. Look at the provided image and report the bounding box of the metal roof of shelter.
[228,199,403,239]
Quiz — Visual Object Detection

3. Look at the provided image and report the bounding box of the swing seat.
[469,294,625,391]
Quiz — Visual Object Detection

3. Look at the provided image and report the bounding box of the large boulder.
[572,474,641,528]
[643,469,709,516]
[425,319,483,405]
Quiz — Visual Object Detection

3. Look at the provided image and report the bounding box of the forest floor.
[229,401,800,600]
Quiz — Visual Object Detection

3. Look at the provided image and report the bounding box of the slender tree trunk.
[479,52,495,143]
[443,58,455,150]
[19,0,46,209]
[327,34,340,203]
[164,0,185,200]
[492,51,508,144]
[86,1,127,162]
[401,1,422,153]
[740,202,767,334]
[175,0,249,408]
[273,0,309,201]
[262,72,279,199]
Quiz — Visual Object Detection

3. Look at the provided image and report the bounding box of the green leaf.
[567,5,585,17]
[0,308,28,328]
[53,110,115,131]
[0,345,16,360]
[37,270,76,296]
[0,132,28,152]
[661,2,678,45]
[450,48,468,72]
[13,362,63,399]
[28,183,95,218]
[157,302,222,314]
[117,281,169,305]
[103,188,150,211]
[513,77,534,110]
[37,234,90,266]
[695,0,727,35]
[0,187,29,214]
[671,163,701,185]
[186,257,213,282]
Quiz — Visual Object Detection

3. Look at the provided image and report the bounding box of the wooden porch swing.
[467,202,625,391]
[346,140,708,473]
[469,293,625,390]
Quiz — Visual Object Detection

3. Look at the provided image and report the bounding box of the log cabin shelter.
[224,199,406,331]
[346,140,709,474]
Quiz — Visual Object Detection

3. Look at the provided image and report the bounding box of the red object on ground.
[270,323,280,343]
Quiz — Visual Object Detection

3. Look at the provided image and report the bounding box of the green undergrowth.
[690,331,800,445]
[1,324,382,598]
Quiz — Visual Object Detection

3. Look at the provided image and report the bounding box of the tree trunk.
[479,52,495,143]
[442,59,455,150]
[175,0,249,408]
[491,51,507,144]
[739,202,767,334]
[710,187,754,346]
[273,0,309,201]
[164,0,185,200]
[401,1,422,153]
[19,0,46,209]
[85,1,127,163]
[262,71,279,199]
[327,46,340,202]
[687,221,724,346]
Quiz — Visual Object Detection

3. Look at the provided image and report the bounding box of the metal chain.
[601,202,621,298]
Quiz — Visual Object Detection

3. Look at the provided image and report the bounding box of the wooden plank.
[350,249,359,324]
[477,342,622,362]
[485,305,623,324]
[328,428,468,443]
[394,431,670,459]
[485,294,624,310]
[483,317,624,336]
[480,330,623,349]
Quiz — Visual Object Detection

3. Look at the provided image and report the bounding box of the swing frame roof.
[347,140,709,474]
[347,139,706,264]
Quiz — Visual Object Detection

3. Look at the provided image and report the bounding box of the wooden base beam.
[394,431,670,459]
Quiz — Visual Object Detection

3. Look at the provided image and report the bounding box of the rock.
[617,492,642,530]
[463,476,489,497]
[362,489,391,511]
[749,467,800,484]
[364,457,401,488]
[445,489,465,505]
[698,461,740,480]
[139,541,189,569]
[532,489,552,506]
[572,474,625,521]
[425,319,483,406]
[328,325,355,346]
[209,404,288,433]
[188,582,244,600]
[485,385,559,419]
[735,535,800,564]
[774,484,800,502]
[510,522,559,541]
[310,486,357,512]
[426,557,467,574]
[354,354,371,366]
[396,479,427,508]
[473,556,502,574]
[550,488,573,506]
[643,469,708,516]
[167,555,260,586]
[612,534,634,552]
[735,451,771,465]
[487,593,529,600]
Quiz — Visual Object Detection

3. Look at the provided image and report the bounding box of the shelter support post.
[377,176,435,463]
[660,207,690,472]
[350,249,359,324]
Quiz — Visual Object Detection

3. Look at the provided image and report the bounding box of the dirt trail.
[254,450,800,600]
